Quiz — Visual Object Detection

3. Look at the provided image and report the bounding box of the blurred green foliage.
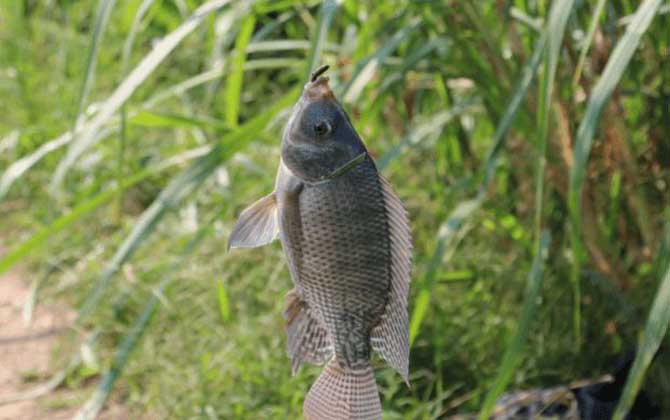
[0,0,669,418]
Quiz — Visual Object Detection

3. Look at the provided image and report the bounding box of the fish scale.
[298,160,391,369]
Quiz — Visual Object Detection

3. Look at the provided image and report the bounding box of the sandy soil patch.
[0,268,128,419]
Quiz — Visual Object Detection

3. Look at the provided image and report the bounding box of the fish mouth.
[303,65,335,101]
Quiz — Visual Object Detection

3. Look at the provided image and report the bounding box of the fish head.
[281,66,367,182]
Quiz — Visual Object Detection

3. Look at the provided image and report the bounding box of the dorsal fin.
[228,192,279,250]
[371,176,412,383]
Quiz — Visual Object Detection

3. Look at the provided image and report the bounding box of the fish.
[229,65,412,420]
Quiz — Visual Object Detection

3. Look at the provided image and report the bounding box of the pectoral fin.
[228,192,279,250]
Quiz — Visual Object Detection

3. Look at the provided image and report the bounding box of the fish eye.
[313,120,332,137]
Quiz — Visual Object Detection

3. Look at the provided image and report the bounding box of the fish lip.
[303,64,335,102]
[302,75,335,101]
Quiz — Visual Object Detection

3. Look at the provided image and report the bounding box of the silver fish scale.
[298,160,391,370]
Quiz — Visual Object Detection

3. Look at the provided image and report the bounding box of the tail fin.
[303,358,381,420]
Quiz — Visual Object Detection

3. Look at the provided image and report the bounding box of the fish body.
[280,158,389,368]
[230,66,412,419]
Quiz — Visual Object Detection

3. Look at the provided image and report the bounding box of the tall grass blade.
[509,7,543,32]
[121,0,155,71]
[613,258,670,419]
[224,12,256,128]
[74,0,116,131]
[655,212,670,277]
[477,231,551,420]
[408,289,429,347]
[535,0,575,342]
[129,111,226,129]
[0,132,73,201]
[568,0,662,345]
[50,0,232,192]
[617,3,670,26]
[75,88,300,324]
[481,31,546,187]
[119,0,156,216]
[0,130,19,154]
[217,281,230,323]
[535,0,574,244]
[572,0,607,88]
[203,2,245,107]
[247,39,339,54]
[1,125,116,199]
[304,0,340,77]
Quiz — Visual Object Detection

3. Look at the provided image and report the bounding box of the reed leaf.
[535,0,574,242]
[535,0,575,340]
[118,0,156,215]
[121,0,155,72]
[0,132,74,201]
[480,31,546,188]
[225,11,256,128]
[74,0,116,132]
[613,258,670,419]
[247,39,339,54]
[572,0,607,88]
[217,281,230,323]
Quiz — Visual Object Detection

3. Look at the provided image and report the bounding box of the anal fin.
[284,289,333,375]
[371,301,410,384]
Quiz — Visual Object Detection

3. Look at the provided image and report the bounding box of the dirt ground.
[0,268,128,420]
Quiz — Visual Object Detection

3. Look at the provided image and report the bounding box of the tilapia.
[229,65,412,420]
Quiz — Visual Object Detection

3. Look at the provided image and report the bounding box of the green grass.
[1,1,669,418]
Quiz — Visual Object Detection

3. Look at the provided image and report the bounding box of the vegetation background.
[0,0,669,418]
